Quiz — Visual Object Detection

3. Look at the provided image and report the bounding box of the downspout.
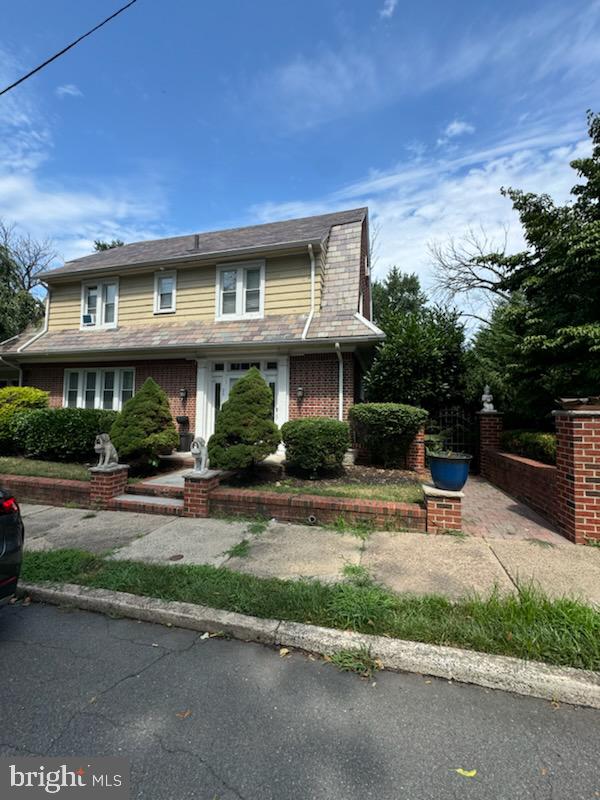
[17,284,50,353]
[335,342,343,421]
[301,243,316,340]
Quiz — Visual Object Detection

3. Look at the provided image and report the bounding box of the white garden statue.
[190,436,209,474]
[94,433,119,469]
[481,385,495,412]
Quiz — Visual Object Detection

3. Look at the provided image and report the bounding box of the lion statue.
[190,436,209,473]
[94,433,119,469]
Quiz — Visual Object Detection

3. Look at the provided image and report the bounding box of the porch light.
[179,387,188,403]
[296,386,304,402]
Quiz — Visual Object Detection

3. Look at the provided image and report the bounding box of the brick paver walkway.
[462,476,567,544]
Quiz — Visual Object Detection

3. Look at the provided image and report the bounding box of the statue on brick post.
[94,433,119,469]
[481,385,495,412]
[190,436,209,474]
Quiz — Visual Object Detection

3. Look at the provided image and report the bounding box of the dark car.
[0,488,24,604]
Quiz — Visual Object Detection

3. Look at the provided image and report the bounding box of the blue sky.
[1,0,599,289]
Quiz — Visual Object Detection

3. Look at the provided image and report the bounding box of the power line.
[0,0,139,97]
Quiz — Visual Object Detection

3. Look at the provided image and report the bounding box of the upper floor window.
[81,280,118,328]
[216,261,264,320]
[154,270,177,314]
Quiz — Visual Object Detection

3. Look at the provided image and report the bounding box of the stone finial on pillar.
[553,409,600,544]
[478,411,503,477]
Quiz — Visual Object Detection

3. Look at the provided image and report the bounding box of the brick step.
[108,493,184,516]
[125,483,184,500]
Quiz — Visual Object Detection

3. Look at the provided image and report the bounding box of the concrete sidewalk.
[20,502,600,605]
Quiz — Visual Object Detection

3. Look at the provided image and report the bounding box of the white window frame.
[80,279,119,330]
[215,260,265,321]
[63,367,135,412]
[153,270,177,314]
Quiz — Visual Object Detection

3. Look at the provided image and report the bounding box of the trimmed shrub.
[500,430,557,466]
[0,386,48,452]
[349,402,428,468]
[282,418,350,476]
[10,407,117,462]
[208,367,280,471]
[110,377,178,468]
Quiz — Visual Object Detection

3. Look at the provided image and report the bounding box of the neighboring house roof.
[40,208,368,280]
[0,312,383,357]
[1,207,384,359]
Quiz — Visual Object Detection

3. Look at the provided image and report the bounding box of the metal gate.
[427,407,479,471]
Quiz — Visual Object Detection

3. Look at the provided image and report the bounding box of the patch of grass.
[342,564,373,587]
[223,539,251,558]
[584,537,600,548]
[329,515,376,540]
[329,647,381,678]
[246,518,269,536]
[0,456,90,482]
[82,512,97,520]
[249,480,423,505]
[443,529,467,540]
[525,538,555,548]
[212,510,271,527]
[21,549,600,671]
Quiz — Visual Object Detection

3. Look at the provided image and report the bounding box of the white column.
[277,356,289,428]
[195,359,209,440]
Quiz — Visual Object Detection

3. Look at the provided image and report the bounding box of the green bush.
[10,407,117,462]
[349,402,428,468]
[500,430,557,465]
[0,385,48,452]
[208,367,280,471]
[282,417,350,476]
[110,377,178,468]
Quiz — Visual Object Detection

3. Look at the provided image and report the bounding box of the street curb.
[19,581,600,709]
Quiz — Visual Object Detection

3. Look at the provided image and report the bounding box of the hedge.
[282,418,350,476]
[349,402,428,468]
[0,386,49,453]
[11,407,118,462]
[500,430,557,466]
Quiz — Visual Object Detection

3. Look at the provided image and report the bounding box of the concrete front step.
[125,483,184,500]
[109,493,184,516]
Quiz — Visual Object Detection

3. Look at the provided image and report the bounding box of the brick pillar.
[406,427,426,472]
[183,470,221,518]
[553,410,600,544]
[89,465,129,507]
[423,483,463,533]
[478,411,503,477]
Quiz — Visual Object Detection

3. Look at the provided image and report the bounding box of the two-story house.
[0,208,384,443]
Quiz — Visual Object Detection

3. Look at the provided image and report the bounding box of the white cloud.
[249,118,591,306]
[444,119,475,138]
[55,83,83,98]
[379,0,398,19]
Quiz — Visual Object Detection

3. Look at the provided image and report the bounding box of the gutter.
[301,243,316,340]
[335,342,344,421]
[17,285,50,353]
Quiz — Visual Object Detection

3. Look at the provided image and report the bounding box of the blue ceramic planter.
[429,453,472,492]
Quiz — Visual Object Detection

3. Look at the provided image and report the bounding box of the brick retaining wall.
[0,474,91,507]
[482,450,556,521]
[209,487,426,530]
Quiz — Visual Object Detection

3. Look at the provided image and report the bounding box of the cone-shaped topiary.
[110,377,178,468]
[208,367,280,470]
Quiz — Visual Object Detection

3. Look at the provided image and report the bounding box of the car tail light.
[0,497,19,514]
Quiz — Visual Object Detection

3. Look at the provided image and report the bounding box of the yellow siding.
[47,253,312,330]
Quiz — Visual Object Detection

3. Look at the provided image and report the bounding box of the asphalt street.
[1,602,598,799]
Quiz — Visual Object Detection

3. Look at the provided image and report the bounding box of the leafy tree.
[208,367,280,470]
[110,377,178,468]
[0,220,52,340]
[365,306,466,411]
[94,239,125,251]
[372,267,427,324]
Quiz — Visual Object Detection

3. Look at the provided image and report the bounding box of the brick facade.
[22,359,197,427]
[288,352,356,420]
[554,411,600,544]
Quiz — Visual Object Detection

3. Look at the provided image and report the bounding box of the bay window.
[216,261,264,320]
[63,368,135,411]
[81,280,118,328]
